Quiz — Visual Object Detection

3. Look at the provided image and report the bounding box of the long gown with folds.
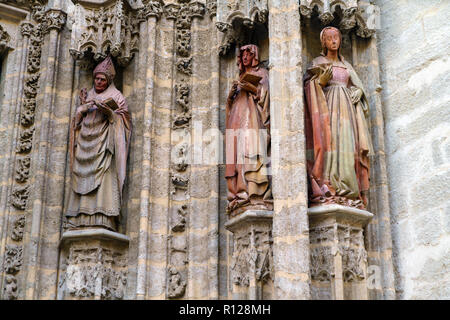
[304,55,373,208]
[225,66,273,215]
[66,83,131,231]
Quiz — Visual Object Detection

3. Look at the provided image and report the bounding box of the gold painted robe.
[304,55,373,208]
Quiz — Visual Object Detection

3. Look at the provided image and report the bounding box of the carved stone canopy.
[215,0,268,56]
[0,24,11,54]
[69,0,142,66]
[299,0,380,38]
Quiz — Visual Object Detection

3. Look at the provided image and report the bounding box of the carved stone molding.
[11,215,26,241]
[142,0,164,19]
[58,229,130,300]
[3,275,18,300]
[167,265,186,298]
[308,205,373,300]
[189,1,205,18]
[299,0,379,38]
[45,9,67,31]
[16,127,34,154]
[164,3,180,20]
[10,185,30,210]
[20,21,34,37]
[15,157,31,183]
[310,246,333,281]
[215,0,268,56]
[225,210,274,300]
[3,244,23,274]
[206,0,216,19]
[69,0,141,66]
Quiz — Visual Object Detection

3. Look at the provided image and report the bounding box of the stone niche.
[57,229,130,300]
[69,0,141,66]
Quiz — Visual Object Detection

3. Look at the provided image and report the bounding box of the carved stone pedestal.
[225,210,274,300]
[57,229,129,300]
[308,205,373,300]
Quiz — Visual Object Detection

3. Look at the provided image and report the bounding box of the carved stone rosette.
[58,229,129,300]
[163,0,206,300]
[225,210,274,300]
[298,0,379,38]
[308,205,373,300]
[69,0,145,66]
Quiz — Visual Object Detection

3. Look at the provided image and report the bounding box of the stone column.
[24,9,66,300]
[135,2,161,300]
[206,0,220,300]
[268,0,311,299]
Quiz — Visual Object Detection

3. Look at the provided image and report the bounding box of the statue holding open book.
[225,44,273,216]
[65,56,132,231]
[304,27,373,209]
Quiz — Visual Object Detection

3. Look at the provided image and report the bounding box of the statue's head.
[320,26,342,56]
[93,56,116,93]
[237,44,259,73]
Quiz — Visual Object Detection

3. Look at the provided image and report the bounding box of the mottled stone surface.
[0,0,447,300]
[376,0,450,300]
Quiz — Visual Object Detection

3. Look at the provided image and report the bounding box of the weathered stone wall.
[0,0,447,300]
[376,0,450,299]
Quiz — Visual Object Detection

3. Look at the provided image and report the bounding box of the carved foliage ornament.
[70,0,140,66]
[3,275,18,300]
[4,245,23,275]
[298,0,379,38]
[62,247,127,300]
[167,265,186,298]
[231,228,274,287]
[11,215,26,241]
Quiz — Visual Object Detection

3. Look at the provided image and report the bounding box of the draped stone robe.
[225,65,273,215]
[66,83,131,231]
[304,55,373,208]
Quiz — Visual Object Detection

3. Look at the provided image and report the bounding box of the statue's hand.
[319,65,333,87]
[94,100,114,121]
[227,81,239,101]
[350,87,363,104]
[239,81,258,95]
[76,102,92,117]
